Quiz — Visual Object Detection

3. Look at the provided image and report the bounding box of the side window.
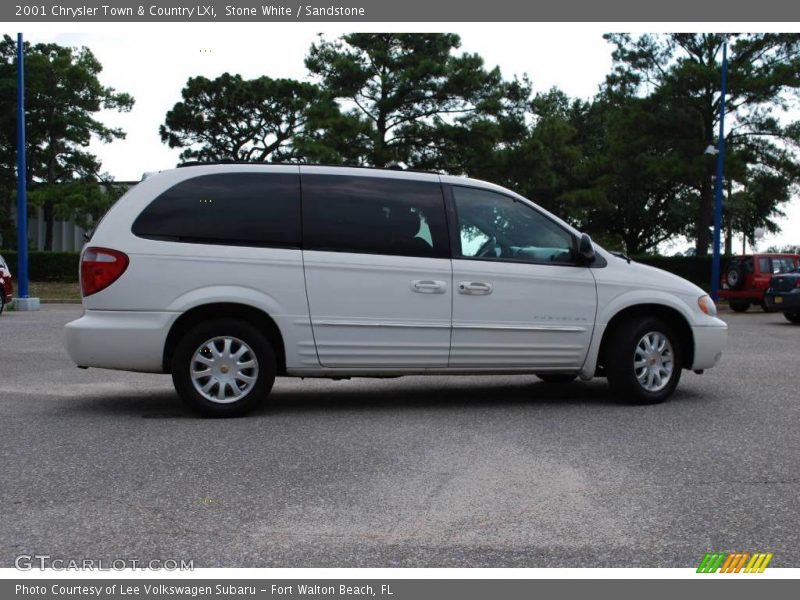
[131,172,301,247]
[302,175,449,258]
[452,186,575,264]
[772,257,795,273]
[743,257,754,274]
[758,257,770,274]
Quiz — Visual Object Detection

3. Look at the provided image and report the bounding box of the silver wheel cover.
[633,331,674,393]
[190,336,259,404]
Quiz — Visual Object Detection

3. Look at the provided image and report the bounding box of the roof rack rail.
[175,160,440,176]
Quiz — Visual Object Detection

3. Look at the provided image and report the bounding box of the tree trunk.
[695,166,713,256]
[0,193,16,249]
[43,200,54,251]
[373,114,387,168]
[723,178,733,255]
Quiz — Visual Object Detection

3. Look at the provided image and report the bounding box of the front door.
[301,170,452,368]
[448,185,597,369]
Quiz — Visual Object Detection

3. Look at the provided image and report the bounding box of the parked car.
[0,254,13,315]
[764,266,800,324]
[719,253,800,312]
[65,164,728,416]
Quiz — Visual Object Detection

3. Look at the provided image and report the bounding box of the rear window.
[132,172,301,247]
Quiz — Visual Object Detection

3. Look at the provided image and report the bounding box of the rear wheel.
[785,312,800,324]
[171,318,276,417]
[0,294,4,316]
[535,373,577,383]
[605,317,683,405]
[729,301,750,313]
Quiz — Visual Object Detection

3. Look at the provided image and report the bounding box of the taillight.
[80,247,129,297]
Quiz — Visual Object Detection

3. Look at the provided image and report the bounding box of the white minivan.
[65,164,727,416]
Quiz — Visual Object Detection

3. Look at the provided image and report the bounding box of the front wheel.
[784,312,800,324]
[171,318,276,417]
[605,317,682,405]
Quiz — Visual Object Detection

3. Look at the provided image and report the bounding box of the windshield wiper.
[610,251,632,263]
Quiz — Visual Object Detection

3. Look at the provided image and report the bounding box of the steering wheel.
[476,237,498,257]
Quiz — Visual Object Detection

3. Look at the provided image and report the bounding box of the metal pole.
[710,40,728,302]
[16,32,29,299]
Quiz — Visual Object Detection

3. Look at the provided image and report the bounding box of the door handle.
[458,281,493,295]
[411,280,447,294]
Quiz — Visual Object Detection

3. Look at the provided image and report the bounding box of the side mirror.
[578,233,596,265]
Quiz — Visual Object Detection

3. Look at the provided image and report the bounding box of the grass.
[25,281,81,302]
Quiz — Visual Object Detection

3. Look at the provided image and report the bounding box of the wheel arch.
[597,303,695,372]
[163,303,287,375]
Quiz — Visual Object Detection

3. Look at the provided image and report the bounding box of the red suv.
[0,254,13,315]
[719,253,800,312]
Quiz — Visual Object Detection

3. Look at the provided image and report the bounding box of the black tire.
[726,266,745,290]
[171,318,276,417]
[784,312,800,324]
[0,294,4,316]
[536,373,578,383]
[761,302,777,313]
[729,301,750,313]
[605,317,683,405]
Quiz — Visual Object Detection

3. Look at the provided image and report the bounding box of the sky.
[17,23,800,251]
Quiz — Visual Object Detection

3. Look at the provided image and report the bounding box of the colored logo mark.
[697,552,773,573]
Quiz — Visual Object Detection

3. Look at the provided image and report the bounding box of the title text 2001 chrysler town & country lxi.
[65,165,727,416]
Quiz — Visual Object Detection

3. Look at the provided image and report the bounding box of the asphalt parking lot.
[1,305,798,567]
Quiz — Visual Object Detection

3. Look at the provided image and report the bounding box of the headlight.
[698,295,717,316]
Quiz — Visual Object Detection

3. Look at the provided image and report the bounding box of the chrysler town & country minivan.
[65,164,727,416]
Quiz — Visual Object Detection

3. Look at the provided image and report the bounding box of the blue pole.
[710,40,728,302]
[16,32,29,299]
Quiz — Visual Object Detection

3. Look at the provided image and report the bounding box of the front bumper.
[764,289,800,312]
[65,309,178,373]
[691,323,727,370]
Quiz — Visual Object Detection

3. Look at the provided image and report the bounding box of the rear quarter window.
[132,172,301,247]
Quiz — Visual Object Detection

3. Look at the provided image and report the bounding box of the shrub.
[0,250,80,282]
[632,255,714,290]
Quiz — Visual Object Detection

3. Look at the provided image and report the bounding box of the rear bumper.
[65,309,178,373]
[691,324,727,370]
[764,290,800,312]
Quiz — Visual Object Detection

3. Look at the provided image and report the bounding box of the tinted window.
[758,257,770,273]
[302,175,449,258]
[771,257,796,273]
[452,186,574,264]
[132,173,301,247]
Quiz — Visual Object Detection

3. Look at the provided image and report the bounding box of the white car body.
[65,165,726,393]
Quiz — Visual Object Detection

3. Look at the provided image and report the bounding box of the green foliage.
[0,250,79,282]
[603,33,800,255]
[0,34,133,250]
[305,33,529,168]
[160,73,339,162]
[156,32,800,256]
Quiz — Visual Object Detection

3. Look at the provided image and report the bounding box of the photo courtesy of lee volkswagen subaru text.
[65,164,727,416]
